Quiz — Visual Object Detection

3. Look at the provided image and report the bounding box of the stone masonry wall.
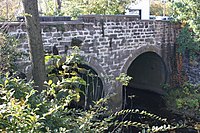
[0,15,180,110]
[183,55,200,84]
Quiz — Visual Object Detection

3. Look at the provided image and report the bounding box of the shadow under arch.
[83,56,108,92]
[128,51,167,92]
[121,46,163,74]
[121,46,168,94]
[76,64,104,109]
[120,47,168,115]
[73,56,109,109]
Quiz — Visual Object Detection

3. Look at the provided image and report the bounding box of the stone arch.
[76,64,104,109]
[118,45,169,112]
[110,45,168,110]
[83,56,108,93]
[121,45,163,74]
[121,45,167,94]
[70,56,106,109]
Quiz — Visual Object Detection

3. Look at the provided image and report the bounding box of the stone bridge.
[2,15,180,110]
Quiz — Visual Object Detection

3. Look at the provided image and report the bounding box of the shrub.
[164,83,200,121]
[0,75,40,132]
[0,33,23,74]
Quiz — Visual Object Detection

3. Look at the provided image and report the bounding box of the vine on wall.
[171,25,199,87]
[176,25,199,60]
[170,52,187,87]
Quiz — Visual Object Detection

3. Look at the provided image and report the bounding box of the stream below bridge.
[120,87,198,133]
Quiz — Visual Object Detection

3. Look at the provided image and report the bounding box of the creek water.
[123,87,166,115]
[121,87,198,133]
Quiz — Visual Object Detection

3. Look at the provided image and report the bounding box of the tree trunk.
[22,0,46,91]
[57,0,62,10]
[55,0,62,13]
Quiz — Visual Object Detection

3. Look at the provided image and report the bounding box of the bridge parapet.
[78,15,140,24]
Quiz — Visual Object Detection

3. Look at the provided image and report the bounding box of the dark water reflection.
[123,87,167,115]
[120,87,198,133]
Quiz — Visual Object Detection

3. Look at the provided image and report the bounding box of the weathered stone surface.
[183,57,200,84]
[0,15,183,111]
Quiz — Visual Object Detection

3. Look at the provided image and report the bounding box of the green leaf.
[48,80,53,85]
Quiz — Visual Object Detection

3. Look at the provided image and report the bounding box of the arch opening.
[127,52,167,93]
[48,61,104,109]
[123,52,167,113]
[75,64,104,109]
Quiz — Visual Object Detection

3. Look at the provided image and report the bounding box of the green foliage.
[46,46,104,109]
[173,0,200,60]
[150,1,163,16]
[116,73,132,86]
[0,73,33,100]
[173,0,200,40]
[40,0,132,19]
[0,0,20,21]
[0,0,133,20]
[176,26,199,59]
[164,83,200,119]
[0,66,112,132]
[0,75,39,132]
[0,75,181,132]
[0,75,121,132]
[58,0,131,18]
[150,0,173,16]
[112,109,182,133]
[39,0,64,16]
[60,1,83,19]
[0,33,22,73]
